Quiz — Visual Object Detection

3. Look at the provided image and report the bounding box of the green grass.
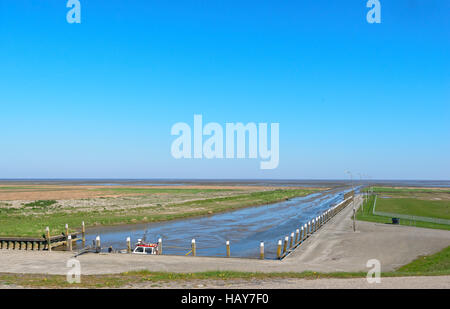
[377,197,450,219]
[1,246,448,288]
[23,200,57,209]
[369,187,450,194]
[356,195,450,230]
[0,189,312,237]
[0,186,36,190]
[0,186,70,191]
[397,246,450,274]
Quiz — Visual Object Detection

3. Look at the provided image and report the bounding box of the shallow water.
[83,186,357,259]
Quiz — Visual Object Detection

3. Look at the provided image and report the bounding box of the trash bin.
[392,218,400,224]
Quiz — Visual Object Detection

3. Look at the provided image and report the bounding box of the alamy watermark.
[66,0,81,24]
[366,259,381,284]
[366,0,381,24]
[170,115,279,169]
[66,258,81,284]
[66,1,380,25]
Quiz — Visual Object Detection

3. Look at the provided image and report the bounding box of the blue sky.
[0,0,449,180]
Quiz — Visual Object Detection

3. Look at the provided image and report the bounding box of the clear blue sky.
[0,0,449,180]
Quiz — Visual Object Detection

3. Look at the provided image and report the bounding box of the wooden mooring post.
[260,241,264,260]
[81,221,86,246]
[126,237,131,253]
[226,240,230,258]
[276,240,282,259]
[46,227,51,251]
[95,235,101,253]
[191,239,196,256]
[67,235,72,251]
[65,224,69,240]
[158,238,162,255]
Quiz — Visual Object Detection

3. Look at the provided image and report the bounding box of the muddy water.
[83,187,354,259]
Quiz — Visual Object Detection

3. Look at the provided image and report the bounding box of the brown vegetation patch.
[0,185,320,201]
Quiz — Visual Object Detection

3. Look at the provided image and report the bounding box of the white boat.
[132,239,158,255]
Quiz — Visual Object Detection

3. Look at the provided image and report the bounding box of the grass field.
[357,187,450,230]
[397,246,450,274]
[0,188,313,237]
[370,187,450,194]
[0,246,448,288]
[376,198,450,220]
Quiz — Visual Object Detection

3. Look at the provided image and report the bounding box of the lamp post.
[346,170,356,232]
[358,173,364,212]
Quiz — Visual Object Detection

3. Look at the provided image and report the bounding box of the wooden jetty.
[0,232,79,251]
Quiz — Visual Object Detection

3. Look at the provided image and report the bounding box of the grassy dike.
[1,246,449,288]
[0,189,313,237]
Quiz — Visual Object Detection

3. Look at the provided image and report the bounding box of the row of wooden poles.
[43,222,87,252]
[86,236,266,259]
[121,237,267,259]
[188,239,265,259]
[275,196,353,260]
